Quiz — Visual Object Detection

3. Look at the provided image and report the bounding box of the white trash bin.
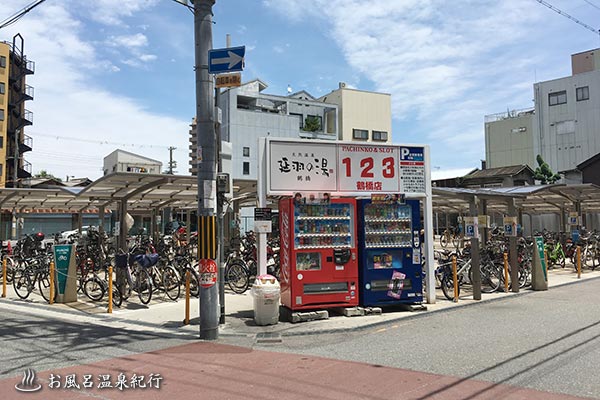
[251,274,280,326]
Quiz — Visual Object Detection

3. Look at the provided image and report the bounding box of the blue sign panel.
[208,46,245,74]
[399,146,424,162]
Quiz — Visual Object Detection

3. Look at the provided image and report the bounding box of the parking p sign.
[464,217,478,239]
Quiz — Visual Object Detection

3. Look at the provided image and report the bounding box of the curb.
[2,274,599,338]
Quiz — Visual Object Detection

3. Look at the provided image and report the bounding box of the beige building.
[319,83,392,143]
[484,108,536,169]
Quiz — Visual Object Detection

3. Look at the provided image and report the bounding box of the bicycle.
[439,227,460,248]
[116,253,153,305]
[12,254,57,302]
[438,249,501,300]
[82,264,123,307]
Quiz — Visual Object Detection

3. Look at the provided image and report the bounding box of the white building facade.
[485,49,599,174]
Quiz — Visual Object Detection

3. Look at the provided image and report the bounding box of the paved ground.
[0,340,592,400]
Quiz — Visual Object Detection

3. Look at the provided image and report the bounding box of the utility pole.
[193,0,219,341]
[167,146,177,174]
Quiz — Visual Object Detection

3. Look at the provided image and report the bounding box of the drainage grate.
[255,332,283,344]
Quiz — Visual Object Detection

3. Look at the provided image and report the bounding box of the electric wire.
[583,0,600,12]
[534,0,600,36]
[0,0,47,30]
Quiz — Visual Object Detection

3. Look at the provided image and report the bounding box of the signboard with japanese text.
[268,141,337,192]
[337,144,400,193]
[398,146,426,194]
[265,138,429,197]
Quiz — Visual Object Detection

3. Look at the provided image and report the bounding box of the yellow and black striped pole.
[198,215,217,259]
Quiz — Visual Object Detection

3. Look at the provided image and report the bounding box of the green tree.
[34,170,62,181]
[303,116,321,132]
[533,155,561,184]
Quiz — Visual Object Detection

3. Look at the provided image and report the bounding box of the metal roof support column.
[98,206,105,269]
[470,196,481,300]
[559,207,567,249]
[507,199,519,293]
[115,200,128,299]
[150,208,158,244]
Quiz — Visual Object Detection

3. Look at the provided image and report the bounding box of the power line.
[583,0,600,12]
[30,131,187,152]
[535,0,600,37]
[0,0,47,30]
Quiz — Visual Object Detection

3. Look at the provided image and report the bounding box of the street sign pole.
[194,0,218,341]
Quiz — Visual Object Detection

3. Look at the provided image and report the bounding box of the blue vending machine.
[357,195,423,306]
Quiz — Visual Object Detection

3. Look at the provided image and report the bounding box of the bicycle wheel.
[440,275,458,301]
[181,267,200,297]
[12,268,32,299]
[162,266,181,301]
[135,269,153,305]
[83,276,106,302]
[480,262,502,293]
[440,234,449,248]
[119,278,132,300]
[112,285,123,308]
[225,260,250,294]
[4,256,15,283]
[584,247,597,269]
[38,271,57,303]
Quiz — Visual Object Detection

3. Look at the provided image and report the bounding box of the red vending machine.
[279,196,359,311]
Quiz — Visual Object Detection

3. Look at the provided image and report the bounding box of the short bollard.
[452,255,458,302]
[49,261,55,305]
[184,270,190,325]
[544,249,548,271]
[2,258,6,298]
[577,246,581,279]
[503,252,509,293]
[108,266,113,314]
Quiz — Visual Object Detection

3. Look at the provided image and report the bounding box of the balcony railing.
[484,107,534,123]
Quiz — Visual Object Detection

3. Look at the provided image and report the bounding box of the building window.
[352,129,368,140]
[0,164,3,178]
[290,113,303,129]
[576,86,589,101]
[549,91,567,106]
[0,109,4,121]
[243,161,250,175]
[0,136,3,148]
[243,147,250,157]
[510,127,527,134]
[0,83,4,95]
[372,130,388,141]
[0,56,5,68]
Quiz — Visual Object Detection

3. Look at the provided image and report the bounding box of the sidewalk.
[2,265,599,339]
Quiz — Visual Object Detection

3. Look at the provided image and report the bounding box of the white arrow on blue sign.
[208,46,245,74]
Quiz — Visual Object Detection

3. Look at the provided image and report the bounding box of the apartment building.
[189,80,392,191]
[103,149,162,175]
[485,48,600,175]
[0,34,35,188]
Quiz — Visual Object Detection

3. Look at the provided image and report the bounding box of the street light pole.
[193,0,218,340]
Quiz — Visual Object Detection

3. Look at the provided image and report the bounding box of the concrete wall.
[485,112,536,169]
[533,70,600,173]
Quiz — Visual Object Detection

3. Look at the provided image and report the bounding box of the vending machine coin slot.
[334,248,351,264]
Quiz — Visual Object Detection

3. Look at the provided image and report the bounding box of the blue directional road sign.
[208,46,245,74]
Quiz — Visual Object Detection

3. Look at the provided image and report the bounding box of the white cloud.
[1,0,189,180]
[262,0,570,169]
[107,33,149,49]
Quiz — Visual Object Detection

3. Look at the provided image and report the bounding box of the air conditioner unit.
[339,82,346,89]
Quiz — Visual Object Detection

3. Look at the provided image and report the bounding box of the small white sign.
[254,220,272,233]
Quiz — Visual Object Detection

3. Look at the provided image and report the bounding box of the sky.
[0,0,597,181]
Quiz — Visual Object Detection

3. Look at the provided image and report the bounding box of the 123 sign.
[337,144,400,193]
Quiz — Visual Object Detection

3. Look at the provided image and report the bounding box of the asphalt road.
[247,278,600,399]
[1,279,598,399]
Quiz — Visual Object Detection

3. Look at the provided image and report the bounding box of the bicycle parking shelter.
[1,173,599,307]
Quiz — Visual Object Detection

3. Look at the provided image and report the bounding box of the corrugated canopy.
[433,184,600,215]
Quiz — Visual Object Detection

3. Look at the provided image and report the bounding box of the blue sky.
[0,0,597,180]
